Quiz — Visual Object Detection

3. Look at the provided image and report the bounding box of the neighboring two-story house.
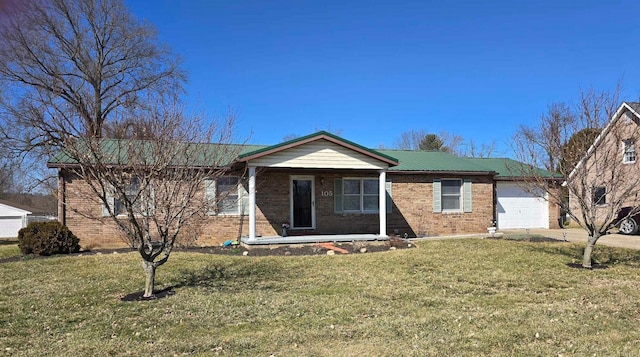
[567,102,640,233]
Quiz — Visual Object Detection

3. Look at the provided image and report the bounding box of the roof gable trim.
[0,202,32,215]
[238,131,399,166]
[568,102,640,180]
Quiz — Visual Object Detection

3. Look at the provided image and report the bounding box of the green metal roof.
[465,157,561,179]
[48,136,556,179]
[378,150,493,173]
[48,139,266,168]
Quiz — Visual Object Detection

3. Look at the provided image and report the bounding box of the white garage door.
[497,182,549,229]
[0,216,25,238]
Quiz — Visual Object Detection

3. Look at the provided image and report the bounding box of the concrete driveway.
[503,228,640,250]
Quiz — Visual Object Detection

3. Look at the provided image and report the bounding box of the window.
[341,178,379,212]
[362,179,379,211]
[433,179,472,213]
[624,112,635,125]
[103,177,154,216]
[593,186,606,205]
[623,139,636,163]
[204,176,248,215]
[343,179,362,211]
[441,179,462,212]
[114,177,140,215]
[217,177,241,214]
[334,178,392,214]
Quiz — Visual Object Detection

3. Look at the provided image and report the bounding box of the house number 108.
[321,190,333,197]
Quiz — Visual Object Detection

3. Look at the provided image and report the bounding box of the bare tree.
[393,129,428,150]
[515,102,574,172]
[314,124,343,137]
[393,129,491,157]
[103,118,156,139]
[0,0,185,161]
[0,158,15,197]
[55,104,243,298]
[394,130,451,151]
[281,133,299,142]
[511,86,635,268]
[464,139,497,158]
[439,131,465,156]
[560,128,601,173]
[0,0,233,297]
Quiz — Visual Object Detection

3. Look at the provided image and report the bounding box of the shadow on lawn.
[121,286,176,301]
[525,243,640,269]
[122,259,294,302]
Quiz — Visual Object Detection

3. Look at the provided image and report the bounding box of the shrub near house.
[18,221,80,256]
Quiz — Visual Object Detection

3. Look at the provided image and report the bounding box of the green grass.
[0,240,20,258]
[1,239,640,356]
[501,233,544,240]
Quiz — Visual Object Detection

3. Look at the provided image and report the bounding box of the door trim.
[290,175,315,229]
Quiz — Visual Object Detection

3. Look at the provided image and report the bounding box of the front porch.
[240,233,388,245]
[237,131,400,242]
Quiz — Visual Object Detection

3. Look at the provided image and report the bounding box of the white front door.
[290,176,315,229]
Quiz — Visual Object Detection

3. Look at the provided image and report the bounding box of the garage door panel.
[497,183,548,229]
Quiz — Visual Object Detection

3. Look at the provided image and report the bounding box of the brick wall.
[61,170,277,248]
[62,172,127,249]
[547,185,561,229]
[387,174,494,237]
[61,168,496,248]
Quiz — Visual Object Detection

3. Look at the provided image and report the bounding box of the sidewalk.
[502,228,640,250]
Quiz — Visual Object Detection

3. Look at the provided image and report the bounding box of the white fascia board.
[0,203,32,215]
[566,102,639,182]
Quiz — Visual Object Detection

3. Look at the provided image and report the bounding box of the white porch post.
[248,166,257,241]
[379,170,387,237]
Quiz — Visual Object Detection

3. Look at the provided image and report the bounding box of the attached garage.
[496,182,549,229]
[0,201,31,238]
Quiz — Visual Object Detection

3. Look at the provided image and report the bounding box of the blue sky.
[126,0,640,156]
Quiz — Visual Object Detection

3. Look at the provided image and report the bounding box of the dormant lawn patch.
[1,239,639,356]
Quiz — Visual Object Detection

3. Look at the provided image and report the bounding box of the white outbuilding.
[0,200,32,238]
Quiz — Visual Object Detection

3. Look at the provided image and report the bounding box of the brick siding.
[61,168,499,248]
[388,174,494,237]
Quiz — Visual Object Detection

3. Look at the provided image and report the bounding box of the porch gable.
[247,139,391,169]
[238,131,398,169]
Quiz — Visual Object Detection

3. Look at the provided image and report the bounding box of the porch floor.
[241,234,388,245]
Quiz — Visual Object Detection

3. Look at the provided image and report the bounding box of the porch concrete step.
[241,234,388,245]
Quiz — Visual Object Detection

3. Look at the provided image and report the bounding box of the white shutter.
[102,185,115,217]
[433,179,441,212]
[385,179,392,213]
[204,178,217,215]
[463,179,472,213]
[142,185,156,217]
[239,181,249,215]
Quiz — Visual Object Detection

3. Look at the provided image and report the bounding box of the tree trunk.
[582,234,599,268]
[142,260,157,298]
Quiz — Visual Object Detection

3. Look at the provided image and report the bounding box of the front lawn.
[0,240,20,258]
[1,239,639,356]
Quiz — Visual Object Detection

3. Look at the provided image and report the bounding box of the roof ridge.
[238,131,399,166]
